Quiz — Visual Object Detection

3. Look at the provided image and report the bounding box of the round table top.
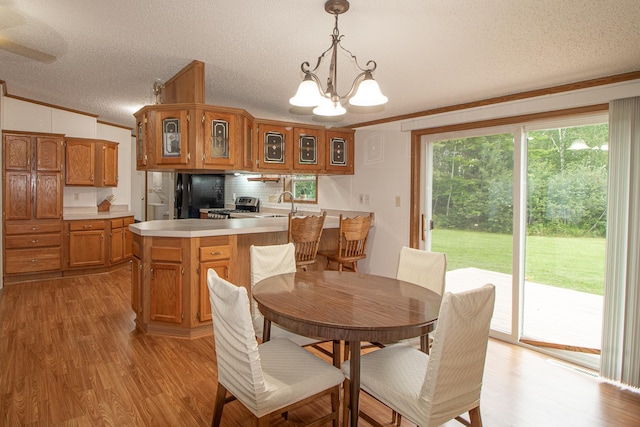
[252,270,442,342]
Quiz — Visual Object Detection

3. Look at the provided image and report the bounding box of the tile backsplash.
[225,175,319,211]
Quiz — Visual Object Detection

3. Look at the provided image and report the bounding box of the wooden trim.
[349,70,640,128]
[409,131,421,248]
[0,79,7,96]
[97,119,133,131]
[520,338,601,355]
[413,103,609,137]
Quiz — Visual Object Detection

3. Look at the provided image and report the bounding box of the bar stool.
[288,211,327,271]
[320,213,374,272]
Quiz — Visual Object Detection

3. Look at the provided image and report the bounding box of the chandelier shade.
[290,0,387,116]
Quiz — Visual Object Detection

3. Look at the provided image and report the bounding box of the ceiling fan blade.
[0,36,56,63]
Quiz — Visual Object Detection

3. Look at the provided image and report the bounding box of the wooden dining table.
[252,270,442,427]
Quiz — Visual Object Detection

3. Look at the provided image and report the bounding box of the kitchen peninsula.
[129,212,371,339]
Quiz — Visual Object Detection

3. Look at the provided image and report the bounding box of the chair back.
[396,247,447,295]
[207,269,267,412]
[337,213,374,260]
[288,211,327,267]
[249,243,297,332]
[420,284,495,426]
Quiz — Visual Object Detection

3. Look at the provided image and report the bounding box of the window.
[283,175,318,204]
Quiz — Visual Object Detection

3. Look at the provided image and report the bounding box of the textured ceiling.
[1,0,639,130]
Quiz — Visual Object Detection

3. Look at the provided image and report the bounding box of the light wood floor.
[1,268,639,426]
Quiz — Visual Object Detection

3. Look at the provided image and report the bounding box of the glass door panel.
[430,132,514,334]
[523,124,608,355]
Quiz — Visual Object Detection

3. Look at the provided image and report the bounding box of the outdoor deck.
[445,268,603,352]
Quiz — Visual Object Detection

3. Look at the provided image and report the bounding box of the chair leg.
[469,406,482,427]
[331,384,340,427]
[212,382,227,427]
[342,379,351,427]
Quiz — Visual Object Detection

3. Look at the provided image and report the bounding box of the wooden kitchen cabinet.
[256,120,293,171]
[67,219,106,268]
[202,109,237,168]
[131,232,143,320]
[293,126,325,172]
[324,128,355,174]
[241,114,256,171]
[4,220,63,275]
[136,114,148,168]
[198,243,232,322]
[65,138,118,187]
[149,241,184,324]
[3,131,64,282]
[110,216,135,263]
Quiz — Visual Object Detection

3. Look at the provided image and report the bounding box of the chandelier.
[289,0,388,117]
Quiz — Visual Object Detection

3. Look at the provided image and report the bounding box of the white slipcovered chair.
[396,247,447,351]
[342,284,495,427]
[249,243,322,346]
[207,268,344,426]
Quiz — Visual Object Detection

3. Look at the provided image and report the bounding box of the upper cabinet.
[65,138,118,187]
[255,120,293,172]
[134,103,254,172]
[134,103,354,175]
[324,129,354,174]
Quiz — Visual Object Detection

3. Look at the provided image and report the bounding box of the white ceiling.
[1,0,639,130]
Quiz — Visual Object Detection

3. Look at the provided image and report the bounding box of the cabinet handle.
[31,239,39,244]
[31,227,39,231]
[83,224,92,228]
[210,251,223,255]
[31,259,38,263]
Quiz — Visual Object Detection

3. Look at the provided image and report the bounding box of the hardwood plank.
[0,269,639,426]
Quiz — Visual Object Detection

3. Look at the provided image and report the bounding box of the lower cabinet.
[64,215,134,272]
[132,234,236,338]
[4,219,63,276]
[198,243,232,322]
[68,219,106,267]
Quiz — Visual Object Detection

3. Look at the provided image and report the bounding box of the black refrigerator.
[175,173,225,218]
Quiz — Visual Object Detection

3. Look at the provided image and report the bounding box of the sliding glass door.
[424,114,608,368]
[428,130,514,335]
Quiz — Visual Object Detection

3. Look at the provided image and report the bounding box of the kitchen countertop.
[63,210,136,221]
[129,216,342,238]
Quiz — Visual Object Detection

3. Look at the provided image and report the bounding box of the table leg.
[262,318,271,342]
[349,340,361,427]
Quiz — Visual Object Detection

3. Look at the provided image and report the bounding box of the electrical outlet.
[395,196,401,207]
[364,194,370,205]
[73,193,80,201]
[359,194,364,204]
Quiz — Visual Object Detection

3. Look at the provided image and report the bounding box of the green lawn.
[431,229,606,295]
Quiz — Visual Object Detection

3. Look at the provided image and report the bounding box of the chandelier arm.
[301,41,338,74]
[336,41,378,73]
[339,70,367,100]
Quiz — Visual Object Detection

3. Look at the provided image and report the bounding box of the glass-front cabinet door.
[293,127,324,172]
[153,109,189,166]
[202,110,236,168]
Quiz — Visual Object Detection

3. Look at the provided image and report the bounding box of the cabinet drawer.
[123,216,135,226]
[5,221,62,235]
[200,245,231,261]
[69,220,105,231]
[5,233,61,249]
[111,218,124,228]
[5,248,61,274]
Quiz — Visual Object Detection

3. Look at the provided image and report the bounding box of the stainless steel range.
[205,196,260,219]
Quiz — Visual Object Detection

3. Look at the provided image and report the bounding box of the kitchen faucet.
[277,191,297,216]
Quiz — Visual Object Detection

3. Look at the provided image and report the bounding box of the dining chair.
[320,212,374,272]
[249,243,321,346]
[207,269,344,427]
[287,211,327,271]
[396,247,447,349]
[342,284,496,427]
